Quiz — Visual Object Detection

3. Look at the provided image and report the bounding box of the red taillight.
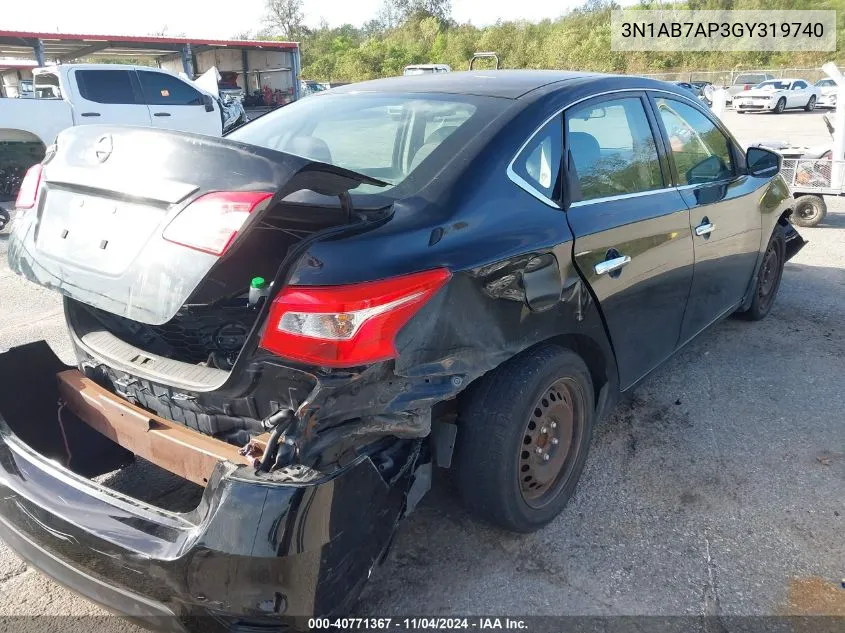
[163,191,273,256]
[260,269,451,367]
[15,164,43,209]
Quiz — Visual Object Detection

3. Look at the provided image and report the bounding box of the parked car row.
[673,81,713,106]
[733,78,821,113]
[727,75,837,113]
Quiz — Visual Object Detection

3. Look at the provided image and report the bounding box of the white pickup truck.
[1,63,227,198]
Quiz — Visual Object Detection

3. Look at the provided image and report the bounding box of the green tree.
[264,0,307,39]
[295,0,844,82]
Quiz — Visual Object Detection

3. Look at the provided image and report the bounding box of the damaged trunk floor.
[94,458,204,514]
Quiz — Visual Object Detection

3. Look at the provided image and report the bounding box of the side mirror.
[202,94,215,112]
[746,147,781,177]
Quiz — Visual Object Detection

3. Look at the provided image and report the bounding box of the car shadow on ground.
[813,209,845,229]
[737,110,834,117]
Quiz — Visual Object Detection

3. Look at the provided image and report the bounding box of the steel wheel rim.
[517,378,585,508]
[797,201,820,220]
[757,243,780,309]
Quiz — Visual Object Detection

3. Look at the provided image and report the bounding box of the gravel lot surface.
[0,108,844,625]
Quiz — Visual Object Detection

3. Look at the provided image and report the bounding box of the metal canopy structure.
[0,60,37,73]
[0,30,301,99]
[0,30,297,62]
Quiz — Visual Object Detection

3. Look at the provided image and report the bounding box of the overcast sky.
[4,0,592,40]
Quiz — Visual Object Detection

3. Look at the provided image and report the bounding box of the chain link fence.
[638,67,834,86]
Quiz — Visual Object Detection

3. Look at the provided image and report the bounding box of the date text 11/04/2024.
[308,618,529,630]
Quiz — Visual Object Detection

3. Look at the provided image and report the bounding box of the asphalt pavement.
[0,108,844,624]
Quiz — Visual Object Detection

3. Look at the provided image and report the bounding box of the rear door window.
[653,97,734,186]
[565,96,664,201]
[137,71,204,106]
[75,70,138,104]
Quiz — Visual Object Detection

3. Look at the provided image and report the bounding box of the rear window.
[735,74,769,85]
[34,72,62,99]
[229,93,486,195]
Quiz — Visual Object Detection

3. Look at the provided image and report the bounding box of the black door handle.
[153,112,171,117]
[80,112,100,117]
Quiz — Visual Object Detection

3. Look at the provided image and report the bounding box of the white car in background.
[0,64,232,200]
[815,78,838,109]
[733,78,821,114]
[403,64,451,76]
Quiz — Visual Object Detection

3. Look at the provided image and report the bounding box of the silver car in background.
[727,72,775,103]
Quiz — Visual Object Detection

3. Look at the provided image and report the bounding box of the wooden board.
[57,370,268,486]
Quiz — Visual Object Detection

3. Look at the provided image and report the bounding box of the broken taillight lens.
[15,164,43,210]
[163,191,273,256]
[260,269,451,367]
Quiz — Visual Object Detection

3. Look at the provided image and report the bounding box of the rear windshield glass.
[735,74,768,85]
[228,93,490,195]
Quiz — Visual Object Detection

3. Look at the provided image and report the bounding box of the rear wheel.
[774,97,787,114]
[454,345,594,533]
[739,226,785,321]
[805,96,816,112]
[791,195,827,227]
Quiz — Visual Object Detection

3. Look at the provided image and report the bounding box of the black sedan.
[1,70,803,630]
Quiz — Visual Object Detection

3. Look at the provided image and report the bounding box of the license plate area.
[35,188,167,276]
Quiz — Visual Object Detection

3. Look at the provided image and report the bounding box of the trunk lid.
[8,125,384,325]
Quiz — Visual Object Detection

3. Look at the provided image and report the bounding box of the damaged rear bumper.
[0,341,416,631]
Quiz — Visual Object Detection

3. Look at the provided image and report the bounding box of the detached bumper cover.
[0,341,414,631]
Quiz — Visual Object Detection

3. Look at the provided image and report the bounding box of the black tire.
[791,195,827,227]
[774,97,786,114]
[0,208,8,232]
[739,225,785,321]
[453,345,594,533]
[737,110,746,114]
[805,96,816,112]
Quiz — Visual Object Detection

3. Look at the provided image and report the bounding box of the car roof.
[329,70,603,99]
